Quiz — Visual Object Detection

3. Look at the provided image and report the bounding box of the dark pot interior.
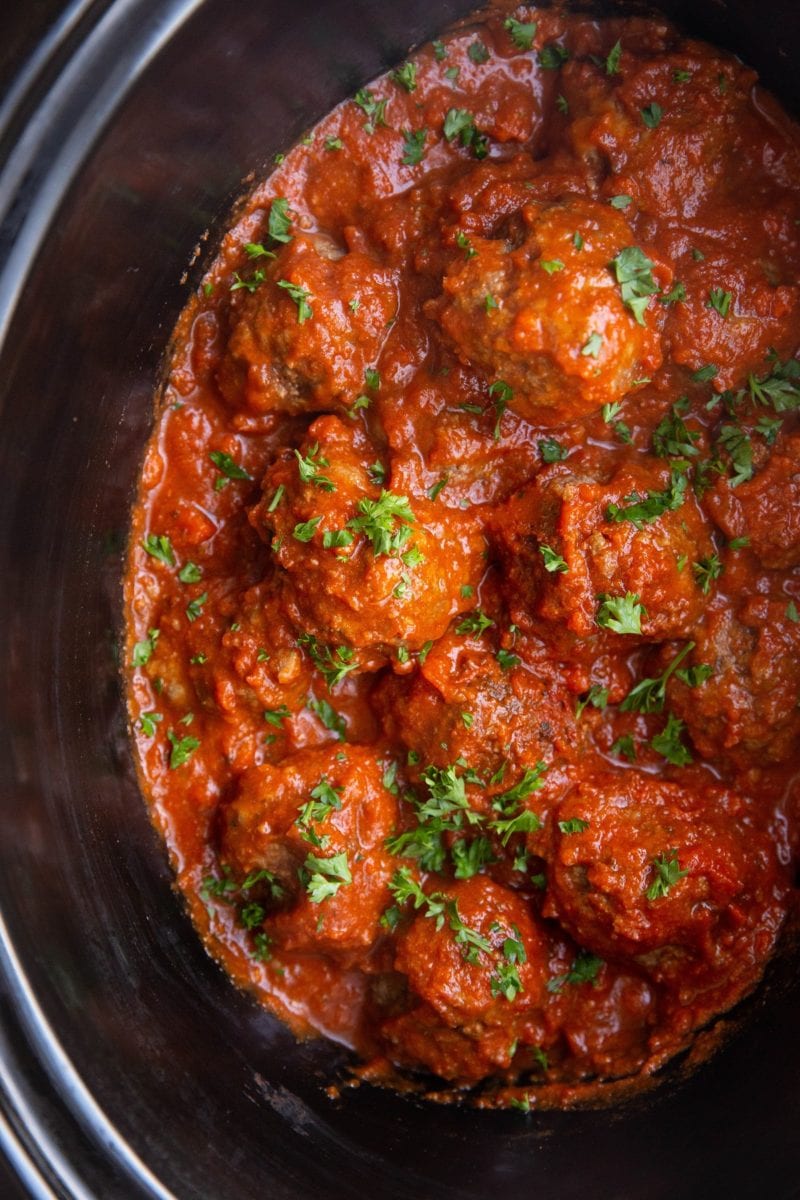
[1,1,799,1197]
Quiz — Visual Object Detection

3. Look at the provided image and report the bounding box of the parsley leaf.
[297,633,357,689]
[353,88,388,133]
[596,592,646,635]
[620,642,694,713]
[401,128,427,166]
[539,544,568,573]
[641,101,663,128]
[347,490,415,556]
[277,279,313,323]
[610,246,659,325]
[268,197,293,243]
[167,730,200,769]
[456,610,494,636]
[185,591,208,623]
[142,533,175,566]
[392,61,418,92]
[505,17,537,50]
[295,443,334,491]
[558,817,590,834]
[539,437,568,463]
[707,287,733,318]
[547,950,603,992]
[606,39,622,74]
[650,713,693,765]
[443,108,489,158]
[210,450,252,487]
[605,468,686,529]
[645,850,688,900]
[292,516,322,542]
[538,44,570,69]
[304,851,351,902]
[693,553,723,594]
[718,423,753,486]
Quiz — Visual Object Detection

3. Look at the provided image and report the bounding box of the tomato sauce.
[125,4,800,1108]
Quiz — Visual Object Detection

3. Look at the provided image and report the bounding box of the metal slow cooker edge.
[0,1,799,1198]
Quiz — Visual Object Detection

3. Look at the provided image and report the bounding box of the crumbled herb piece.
[539,437,568,463]
[610,734,637,762]
[606,39,622,74]
[609,194,632,209]
[581,331,603,358]
[295,443,334,491]
[142,533,175,566]
[353,88,388,133]
[277,279,313,322]
[707,287,733,318]
[575,685,608,719]
[641,101,663,128]
[138,711,162,737]
[539,544,568,574]
[468,40,490,64]
[605,469,687,529]
[596,592,646,635]
[443,108,489,158]
[505,17,537,50]
[401,128,427,166]
[538,44,570,69]
[650,713,693,765]
[392,61,418,92]
[540,258,564,275]
[268,197,293,243]
[304,851,352,902]
[496,649,520,670]
[610,246,658,325]
[347,490,415,556]
[645,850,688,900]
[178,561,203,584]
[547,950,604,992]
[456,610,494,636]
[292,516,322,542]
[559,817,590,834]
[185,591,208,623]
[167,730,200,769]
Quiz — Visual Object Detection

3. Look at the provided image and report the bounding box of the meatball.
[212,582,312,718]
[251,415,486,660]
[220,745,397,958]
[390,876,552,1070]
[571,48,758,221]
[544,771,783,973]
[664,249,800,390]
[666,597,800,766]
[217,234,398,416]
[376,626,580,781]
[493,457,715,641]
[432,196,667,421]
[705,430,800,569]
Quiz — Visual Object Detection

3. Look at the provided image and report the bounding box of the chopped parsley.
[443,108,489,158]
[210,450,252,489]
[353,88,388,133]
[596,592,646,635]
[610,734,637,762]
[653,397,700,458]
[645,850,688,900]
[392,61,418,92]
[185,591,208,623]
[347,490,415,556]
[717,423,753,486]
[489,378,513,439]
[303,851,352,902]
[539,437,568,463]
[456,610,494,636]
[605,39,622,74]
[297,633,358,689]
[605,469,686,528]
[268,197,293,243]
[167,730,200,769]
[292,516,322,542]
[138,711,162,737]
[581,331,603,358]
[609,194,632,209]
[650,713,693,765]
[693,553,723,594]
[142,533,175,566]
[132,627,159,667]
[707,287,733,318]
[277,279,313,323]
[178,561,203,584]
[468,40,490,65]
[641,101,663,128]
[540,258,564,274]
[496,649,521,670]
[610,246,658,325]
[575,685,608,719]
[401,128,427,166]
[538,44,570,69]
[621,642,695,713]
[547,950,604,993]
[505,17,537,50]
[558,817,590,834]
[295,443,334,491]
[539,544,568,573]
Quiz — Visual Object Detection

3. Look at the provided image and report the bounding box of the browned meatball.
[251,415,486,663]
[705,430,800,569]
[493,457,715,642]
[220,746,397,958]
[431,196,667,421]
[666,596,800,767]
[376,626,580,781]
[217,234,398,416]
[544,771,784,974]
[387,876,553,1074]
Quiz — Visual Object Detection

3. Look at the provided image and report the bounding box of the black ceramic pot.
[1,2,799,1197]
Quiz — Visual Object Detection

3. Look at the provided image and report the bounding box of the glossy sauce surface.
[126,5,800,1107]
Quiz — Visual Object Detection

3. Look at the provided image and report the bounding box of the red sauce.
[125,5,800,1108]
